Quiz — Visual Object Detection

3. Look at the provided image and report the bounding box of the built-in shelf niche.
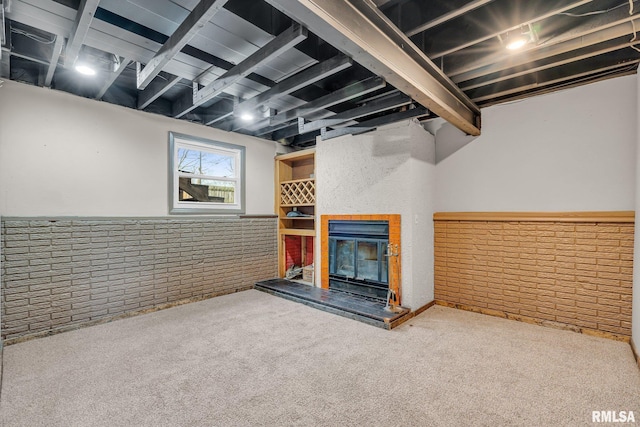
[275,148,316,283]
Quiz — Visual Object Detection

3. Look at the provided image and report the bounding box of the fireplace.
[328,220,389,300]
[321,215,401,305]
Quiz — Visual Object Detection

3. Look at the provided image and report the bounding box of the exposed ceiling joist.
[461,39,640,91]
[263,76,386,129]
[8,0,69,37]
[479,61,640,107]
[429,0,593,59]
[201,98,234,123]
[274,91,413,140]
[3,47,49,66]
[299,91,411,134]
[96,56,130,99]
[137,71,182,109]
[320,105,428,140]
[43,35,64,87]
[64,0,101,67]
[233,54,352,116]
[6,0,276,90]
[4,0,638,143]
[205,111,233,125]
[451,10,640,83]
[173,24,307,118]
[193,24,307,105]
[472,60,640,104]
[264,0,481,135]
[136,0,229,90]
[406,0,495,37]
[229,56,355,132]
[252,105,339,136]
[251,77,387,136]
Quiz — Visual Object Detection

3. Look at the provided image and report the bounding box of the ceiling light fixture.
[75,64,96,76]
[506,36,528,51]
[501,24,538,52]
[239,112,254,122]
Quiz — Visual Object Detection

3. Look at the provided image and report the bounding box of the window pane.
[177,147,236,178]
[178,177,235,204]
[170,132,244,214]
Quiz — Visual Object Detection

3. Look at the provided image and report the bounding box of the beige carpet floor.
[1,289,639,427]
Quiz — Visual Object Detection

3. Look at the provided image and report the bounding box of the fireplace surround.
[321,214,401,304]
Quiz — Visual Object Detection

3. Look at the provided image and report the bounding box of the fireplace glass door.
[334,239,355,277]
[327,220,390,300]
[329,238,388,284]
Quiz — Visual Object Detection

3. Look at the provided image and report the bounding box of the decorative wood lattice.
[280,179,315,205]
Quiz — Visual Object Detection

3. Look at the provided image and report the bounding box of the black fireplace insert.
[328,220,389,301]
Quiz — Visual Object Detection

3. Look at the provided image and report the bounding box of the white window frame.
[169,132,246,214]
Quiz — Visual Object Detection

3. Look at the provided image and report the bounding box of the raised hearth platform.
[255,278,410,329]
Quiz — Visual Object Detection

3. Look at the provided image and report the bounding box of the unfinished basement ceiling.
[1,0,639,147]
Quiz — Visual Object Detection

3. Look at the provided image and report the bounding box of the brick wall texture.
[1,217,277,341]
[284,235,314,269]
[434,219,634,337]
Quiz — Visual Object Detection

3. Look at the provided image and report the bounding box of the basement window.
[169,132,245,214]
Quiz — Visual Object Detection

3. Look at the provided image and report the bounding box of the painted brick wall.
[284,236,314,269]
[284,236,302,270]
[305,236,314,266]
[434,214,634,338]
[1,217,277,342]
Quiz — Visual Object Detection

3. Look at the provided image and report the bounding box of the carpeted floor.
[1,289,639,427]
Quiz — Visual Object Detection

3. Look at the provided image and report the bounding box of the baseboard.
[414,300,437,316]
[389,300,437,329]
[435,301,631,343]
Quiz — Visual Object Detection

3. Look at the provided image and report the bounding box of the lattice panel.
[280,179,315,205]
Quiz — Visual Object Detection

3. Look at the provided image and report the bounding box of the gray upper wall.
[434,75,637,213]
[0,80,277,217]
[424,75,637,210]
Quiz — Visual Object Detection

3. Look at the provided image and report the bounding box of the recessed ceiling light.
[75,65,96,76]
[503,24,537,52]
[506,37,528,51]
[239,112,254,122]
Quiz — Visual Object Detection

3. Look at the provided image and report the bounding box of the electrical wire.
[10,28,56,44]
[555,0,640,54]
[628,0,640,53]
[630,20,640,53]
[559,0,638,17]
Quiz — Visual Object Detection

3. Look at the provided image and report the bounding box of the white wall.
[435,75,637,212]
[408,122,437,303]
[0,80,276,216]
[315,120,436,309]
[633,71,640,348]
